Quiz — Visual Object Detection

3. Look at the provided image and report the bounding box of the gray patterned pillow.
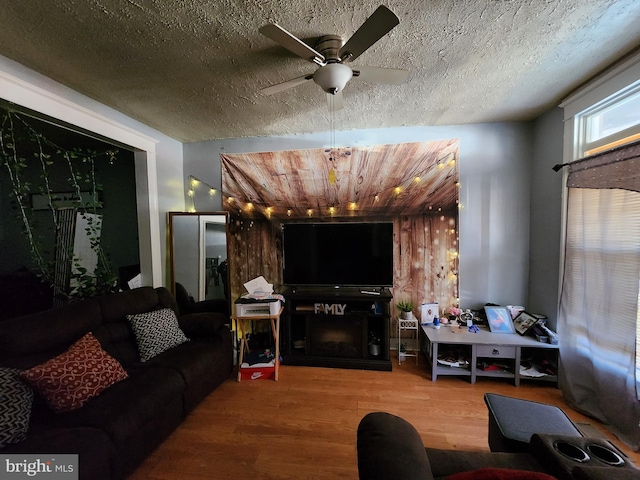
[0,367,34,448]
[127,308,189,362]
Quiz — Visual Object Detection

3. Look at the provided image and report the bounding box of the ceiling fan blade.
[259,23,325,64]
[260,74,314,95]
[326,91,344,112]
[352,66,409,85]
[339,5,399,62]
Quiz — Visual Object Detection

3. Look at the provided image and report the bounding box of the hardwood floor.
[128,354,640,479]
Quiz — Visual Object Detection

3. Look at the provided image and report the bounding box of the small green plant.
[400,343,407,353]
[396,300,414,312]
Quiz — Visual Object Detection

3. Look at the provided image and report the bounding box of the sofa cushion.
[127,308,189,362]
[92,321,139,366]
[0,299,101,368]
[571,466,640,480]
[445,468,556,480]
[20,333,128,413]
[0,367,34,448]
[141,335,233,412]
[178,312,229,338]
[96,286,163,322]
[425,449,547,479]
[32,366,186,447]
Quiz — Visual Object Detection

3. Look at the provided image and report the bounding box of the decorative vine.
[1,108,120,302]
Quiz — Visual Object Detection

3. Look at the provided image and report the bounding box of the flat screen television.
[282,222,394,287]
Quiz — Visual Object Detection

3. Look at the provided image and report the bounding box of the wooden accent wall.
[227,212,458,323]
[228,218,283,304]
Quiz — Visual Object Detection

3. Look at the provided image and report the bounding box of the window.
[560,51,640,450]
[577,82,640,157]
[587,89,640,141]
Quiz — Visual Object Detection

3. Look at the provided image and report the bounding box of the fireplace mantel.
[279,286,392,371]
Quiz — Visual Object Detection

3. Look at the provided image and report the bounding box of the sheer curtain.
[558,141,640,450]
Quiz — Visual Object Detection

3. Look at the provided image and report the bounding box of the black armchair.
[174,282,229,317]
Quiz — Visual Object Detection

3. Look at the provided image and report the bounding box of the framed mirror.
[168,211,230,313]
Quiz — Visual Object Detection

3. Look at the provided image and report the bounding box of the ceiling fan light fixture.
[313,63,353,94]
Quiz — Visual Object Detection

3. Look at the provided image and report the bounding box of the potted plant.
[396,300,414,320]
[399,342,407,362]
[369,331,382,356]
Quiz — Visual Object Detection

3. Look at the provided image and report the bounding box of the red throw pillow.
[20,332,128,413]
[446,468,557,480]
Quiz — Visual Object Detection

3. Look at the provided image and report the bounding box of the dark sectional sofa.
[0,286,233,480]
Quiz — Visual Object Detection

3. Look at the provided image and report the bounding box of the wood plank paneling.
[227,212,458,322]
[223,141,459,322]
[221,140,459,220]
[228,218,282,303]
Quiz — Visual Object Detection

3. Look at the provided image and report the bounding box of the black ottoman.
[484,393,583,453]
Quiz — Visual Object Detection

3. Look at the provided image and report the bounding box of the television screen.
[282,222,394,287]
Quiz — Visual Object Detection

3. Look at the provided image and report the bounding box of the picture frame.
[513,311,540,336]
[484,306,516,334]
[421,302,438,324]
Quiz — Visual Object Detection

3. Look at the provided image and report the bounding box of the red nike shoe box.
[239,365,275,380]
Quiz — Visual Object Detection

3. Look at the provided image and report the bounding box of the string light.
[187,175,219,212]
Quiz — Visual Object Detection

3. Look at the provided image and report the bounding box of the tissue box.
[234,298,282,317]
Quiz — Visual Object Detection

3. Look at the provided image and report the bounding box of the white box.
[235,300,282,317]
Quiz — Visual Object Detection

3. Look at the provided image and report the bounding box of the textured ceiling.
[0,1,639,143]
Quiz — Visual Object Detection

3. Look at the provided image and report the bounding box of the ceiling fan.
[258,5,409,110]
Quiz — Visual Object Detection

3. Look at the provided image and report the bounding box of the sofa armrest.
[572,466,640,480]
[357,412,433,480]
[178,312,229,338]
